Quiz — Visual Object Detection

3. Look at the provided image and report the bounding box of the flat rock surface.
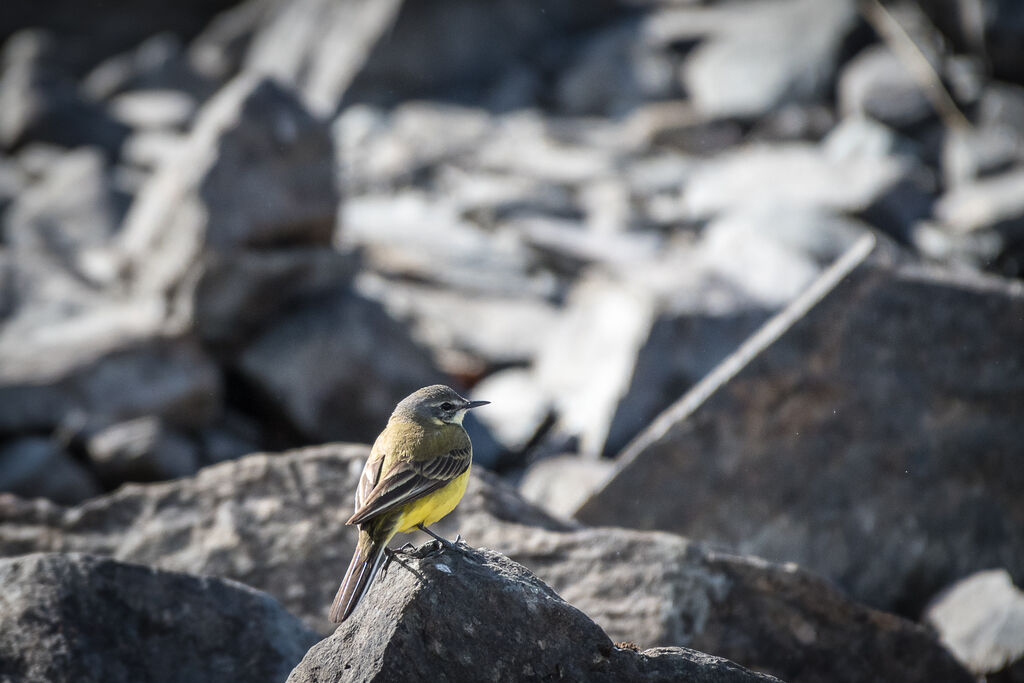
[577,234,1024,614]
[0,552,318,683]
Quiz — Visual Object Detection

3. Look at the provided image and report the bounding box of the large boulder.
[576,234,1024,614]
[0,552,318,683]
[234,289,446,445]
[287,543,781,683]
[117,74,346,349]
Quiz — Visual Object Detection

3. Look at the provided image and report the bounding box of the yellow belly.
[393,467,471,534]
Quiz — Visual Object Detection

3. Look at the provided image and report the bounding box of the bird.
[329,384,489,623]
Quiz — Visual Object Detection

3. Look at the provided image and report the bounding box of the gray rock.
[822,115,921,163]
[469,368,553,456]
[918,0,1024,87]
[577,234,1024,614]
[924,569,1024,681]
[536,273,769,457]
[354,272,560,372]
[190,247,358,350]
[0,443,971,682]
[117,74,343,348]
[680,0,859,120]
[838,45,934,130]
[682,142,933,238]
[81,33,212,102]
[554,18,679,117]
[942,84,1024,186]
[341,0,619,109]
[0,155,25,215]
[467,526,973,683]
[108,89,197,130]
[0,305,222,434]
[0,438,99,504]
[700,202,869,267]
[519,455,615,519]
[85,416,200,485]
[934,168,1024,243]
[119,74,337,288]
[243,0,403,115]
[0,30,129,154]
[3,147,126,279]
[236,290,444,445]
[287,543,781,683]
[0,552,318,683]
[334,102,495,191]
[0,443,574,634]
[685,142,923,219]
[342,191,546,298]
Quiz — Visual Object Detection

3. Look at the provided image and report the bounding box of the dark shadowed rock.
[286,544,780,683]
[838,45,934,130]
[0,552,318,683]
[0,304,222,435]
[0,438,99,504]
[924,569,1024,681]
[577,234,1024,614]
[117,74,343,348]
[462,526,972,683]
[0,306,222,435]
[918,0,1024,87]
[235,289,445,444]
[85,416,200,485]
[0,30,129,154]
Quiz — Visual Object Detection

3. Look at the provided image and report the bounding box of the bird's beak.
[465,400,490,410]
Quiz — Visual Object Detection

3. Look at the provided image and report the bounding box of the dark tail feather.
[330,531,387,623]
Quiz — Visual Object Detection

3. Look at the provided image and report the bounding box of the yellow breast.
[394,467,471,534]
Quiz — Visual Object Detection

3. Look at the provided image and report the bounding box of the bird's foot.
[416,524,464,553]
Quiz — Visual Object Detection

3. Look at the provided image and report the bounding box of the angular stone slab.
[577,234,1024,613]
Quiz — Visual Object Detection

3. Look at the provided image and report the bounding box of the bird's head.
[392,385,489,426]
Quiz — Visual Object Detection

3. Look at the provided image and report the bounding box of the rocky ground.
[1,0,1023,681]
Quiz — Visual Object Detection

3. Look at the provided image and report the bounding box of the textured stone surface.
[0,443,571,634]
[117,74,341,347]
[466,526,972,683]
[235,289,445,445]
[287,544,781,683]
[577,235,1024,614]
[0,552,318,683]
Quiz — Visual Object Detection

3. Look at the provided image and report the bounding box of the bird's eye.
[440,402,453,411]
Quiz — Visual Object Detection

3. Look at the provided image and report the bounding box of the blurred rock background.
[1,0,1023,680]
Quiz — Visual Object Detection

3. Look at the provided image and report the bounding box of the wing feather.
[346,447,471,526]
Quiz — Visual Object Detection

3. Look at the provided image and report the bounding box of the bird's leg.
[416,523,463,552]
[380,546,417,578]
